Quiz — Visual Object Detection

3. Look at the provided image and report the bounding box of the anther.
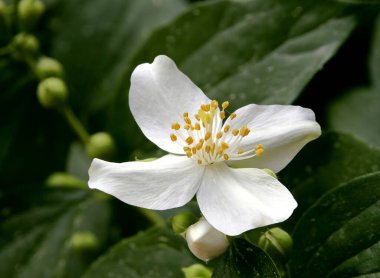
[194,114,200,121]
[197,160,203,165]
[183,147,191,152]
[211,100,218,110]
[232,129,239,136]
[192,147,197,154]
[184,117,192,125]
[224,125,230,133]
[205,145,211,153]
[255,148,264,156]
[183,112,189,118]
[240,125,250,137]
[171,122,180,130]
[238,148,245,154]
[201,104,210,112]
[230,113,237,120]
[221,142,229,150]
[222,101,229,110]
[185,136,194,145]
[194,123,201,130]
[186,151,192,158]
[220,111,225,120]
[216,132,223,139]
[170,134,177,142]
[223,154,229,160]
[184,124,191,130]
[204,132,211,141]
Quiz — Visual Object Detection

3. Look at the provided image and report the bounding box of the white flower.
[185,217,229,262]
[88,55,321,236]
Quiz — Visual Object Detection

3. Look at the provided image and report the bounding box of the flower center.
[170,100,264,165]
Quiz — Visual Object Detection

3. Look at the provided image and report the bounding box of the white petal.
[88,154,204,210]
[197,163,297,236]
[129,55,211,154]
[226,104,321,172]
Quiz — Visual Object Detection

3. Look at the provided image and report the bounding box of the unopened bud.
[86,132,116,159]
[37,77,68,109]
[18,0,45,30]
[45,172,86,189]
[182,264,212,278]
[10,32,39,59]
[70,231,99,253]
[171,212,198,234]
[36,56,64,79]
[258,227,293,261]
[185,217,229,262]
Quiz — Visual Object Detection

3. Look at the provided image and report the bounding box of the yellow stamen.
[211,143,216,152]
[192,147,197,154]
[186,151,192,158]
[216,132,223,139]
[232,129,239,136]
[219,111,225,120]
[185,136,194,145]
[197,159,203,165]
[183,112,189,118]
[224,125,230,133]
[223,154,229,160]
[240,125,250,137]
[194,123,201,130]
[183,147,191,152]
[170,134,177,142]
[255,148,264,156]
[201,104,211,112]
[204,132,211,141]
[230,113,237,120]
[205,145,211,153]
[171,122,180,130]
[211,100,218,110]
[184,124,191,130]
[196,140,204,150]
[195,114,200,121]
[221,142,229,150]
[184,117,191,125]
[238,148,245,154]
[222,101,229,110]
[255,144,264,149]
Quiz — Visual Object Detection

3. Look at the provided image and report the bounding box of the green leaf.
[327,88,380,148]
[337,0,380,5]
[51,0,187,113]
[212,239,280,278]
[280,131,380,230]
[370,12,380,88]
[0,186,111,278]
[83,226,197,278]
[125,0,356,109]
[289,172,380,277]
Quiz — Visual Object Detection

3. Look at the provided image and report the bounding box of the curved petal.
[89,154,204,210]
[226,104,321,172]
[197,163,297,236]
[129,55,211,154]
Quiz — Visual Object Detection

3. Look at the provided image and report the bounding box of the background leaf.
[0,186,111,278]
[212,238,280,278]
[83,226,196,278]
[280,131,380,230]
[289,172,380,277]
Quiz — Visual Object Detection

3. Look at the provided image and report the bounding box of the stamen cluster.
[170,100,264,165]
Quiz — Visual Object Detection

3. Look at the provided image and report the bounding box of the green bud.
[18,0,45,31]
[45,172,86,189]
[258,227,293,261]
[262,168,277,179]
[70,231,99,253]
[182,264,212,278]
[10,32,40,60]
[171,211,198,235]
[37,77,68,109]
[86,132,116,159]
[36,56,64,79]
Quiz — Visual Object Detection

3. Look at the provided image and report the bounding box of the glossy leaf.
[289,172,380,277]
[83,226,197,278]
[212,238,280,278]
[0,186,111,278]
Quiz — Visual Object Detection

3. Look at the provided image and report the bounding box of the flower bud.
[10,32,40,60]
[70,231,99,253]
[182,264,212,278]
[86,132,116,159]
[258,227,293,261]
[18,0,45,30]
[36,56,64,79]
[171,212,198,235]
[37,77,68,109]
[185,217,229,262]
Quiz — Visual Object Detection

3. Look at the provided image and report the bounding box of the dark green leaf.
[212,238,280,278]
[51,0,187,113]
[327,88,380,148]
[289,172,380,277]
[83,226,196,278]
[280,132,380,230]
[0,186,111,278]
[337,0,380,5]
[371,13,380,88]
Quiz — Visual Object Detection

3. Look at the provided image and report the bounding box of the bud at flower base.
[86,132,116,160]
[18,0,45,31]
[185,217,229,262]
[258,227,293,261]
[10,32,40,60]
[37,77,68,109]
[36,56,64,79]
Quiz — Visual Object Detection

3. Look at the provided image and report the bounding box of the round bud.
[18,0,45,31]
[70,231,99,253]
[171,212,198,235]
[258,227,293,261]
[86,132,116,159]
[35,56,64,79]
[185,217,229,262]
[37,77,68,109]
[10,32,40,60]
[45,172,86,189]
[182,264,212,278]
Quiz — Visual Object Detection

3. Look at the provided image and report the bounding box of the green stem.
[138,208,165,226]
[60,106,90,144]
